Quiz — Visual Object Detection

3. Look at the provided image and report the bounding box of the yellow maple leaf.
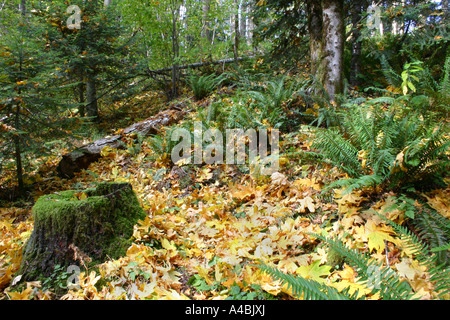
[7,286,33,300]
[298,196,315,213]
[293,178,321,191]
[295,260,331,284]
[337,263,358,282]
[271,172,288,186]
[231,184,255,200]
[395,258,425,280]
[196,168,213,182]
[161,238,177,251]
[365,220,398,253]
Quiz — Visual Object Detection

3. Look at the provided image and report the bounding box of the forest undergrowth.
[0,74,449,300]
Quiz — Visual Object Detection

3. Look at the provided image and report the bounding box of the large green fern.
[309,102,449,194]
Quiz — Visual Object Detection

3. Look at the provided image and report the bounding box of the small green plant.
[385,195,417,219]
[409,205,450,267]
[187,274,224,293]
[379,213,450,296]
[40,264,80,296]
[226,282,276,300]
[126,261,152,281]
[401,61,424,95]
[145,126,182,164]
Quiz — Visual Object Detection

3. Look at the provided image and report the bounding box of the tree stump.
[18,182,146,281]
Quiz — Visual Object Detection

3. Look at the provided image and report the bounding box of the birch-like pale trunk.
[318,0,345,101]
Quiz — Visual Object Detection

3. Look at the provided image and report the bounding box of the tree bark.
[171,5,180,100]
[233,0,240,64]
[78,75,85,117]
[306,0,345,101]
[307,0,323,76]
[14,104,24,193]
[202,0,212,44]
[318,0,345,101]
[350,0,364,87]
[86,75,99,120]
[19,0,26,16]
[18,182,146,281]
[443,0,449,22]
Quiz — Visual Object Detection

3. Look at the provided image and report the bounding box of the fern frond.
[413,207,450,267]
[311,234,416,300]
[376,213,450,297]
[257,263,358,300]
[379,55,402,89]
[312,127,361,177]
[326,174,384,195]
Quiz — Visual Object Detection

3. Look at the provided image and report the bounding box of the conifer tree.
[0,1,74,195]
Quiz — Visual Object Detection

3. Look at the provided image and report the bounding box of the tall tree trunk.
[202,0,212,44]
[78,78,85,117]
[171,6,180,100]
[233,0,240,64]
[443,0,449,22]
[318,0,345,101]
[14,0,26,194]
[19,0,26,16]
[246,1,254,47]
[350,0,363,87]
[14,104,24,194]
[240,1,247,43]
[307,0,323,76]
[86,75,99,120]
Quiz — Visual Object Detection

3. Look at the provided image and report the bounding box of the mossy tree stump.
[19,182,146,281]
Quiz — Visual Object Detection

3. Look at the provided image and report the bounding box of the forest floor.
[0,86,449,300]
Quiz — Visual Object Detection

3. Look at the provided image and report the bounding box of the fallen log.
[57,108,186,178]
[145,56,255,76]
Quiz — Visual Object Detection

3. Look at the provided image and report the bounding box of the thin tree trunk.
[319,0,345,101]
[171,6,180,100]
[240,1,247,43]
[14,104,24,193]
[78,79,85,117]
[19,0,26,16]
[307,0,323,76]
[246,1,254,47]
[14,0,26,194]
[233,0,240,64]
[202,0,212,44]
[443,0,449,22]
[350,0,363,87]
[86,75,99,120]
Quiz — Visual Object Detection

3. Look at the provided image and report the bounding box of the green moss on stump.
[19,182,146,281]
